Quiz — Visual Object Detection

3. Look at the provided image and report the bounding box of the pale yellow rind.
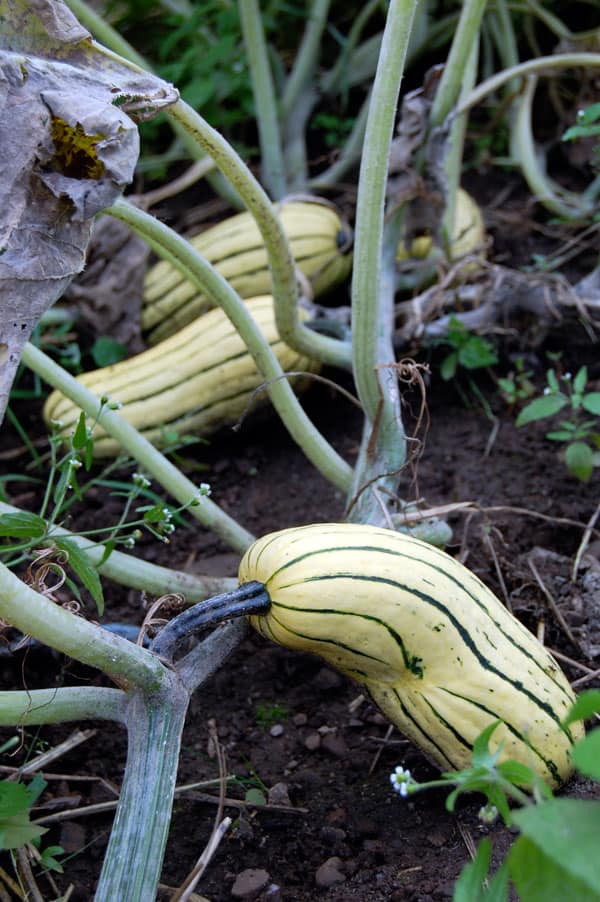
[239,522,582,785]
[141,200,353,343]
[43,297,320,457]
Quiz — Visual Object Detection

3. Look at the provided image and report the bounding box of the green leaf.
[0,511,46,539]
[572,730,600,781]
[546,369,560,392]
[54,537,104,615]
[441,351,458,381]
[0,780,48,850]
[90,336,128,367]
[582,393,600,415]
[511,798,600,894]
[546,430,576,441]
[573,367,588,395]
[471,720,502,767]
[458,338,498,370]
[496,759,536,787]
[563,689,600,726]
[38,843,65,873]
[565,441,593,481]
[515,394,567,426]
[510,834,600,901]
[562,123,600,141]
[453,839,509,902]
[244,787,266,806]
[72,412,88,450]
[453,838,492,901]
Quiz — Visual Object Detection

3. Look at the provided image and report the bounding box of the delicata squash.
[43,296,320,456]
[237,523,583,786]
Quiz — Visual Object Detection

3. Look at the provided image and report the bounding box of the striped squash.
[142,200,353,344]
[238,523,582,785]
[43,296,320,457]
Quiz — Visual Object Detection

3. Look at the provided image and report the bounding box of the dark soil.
[2,337,600,900]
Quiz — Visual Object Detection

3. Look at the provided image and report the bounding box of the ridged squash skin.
[239,523,583,786]
[142,200,353,344]
[43,296,320,457]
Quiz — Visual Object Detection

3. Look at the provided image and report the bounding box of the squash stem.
[0,561,165,692]
[150,581,269,661]
[349,0,417,523]
[0,687,127,726]
[238,0,287,198]
[280,0,331,123]
[95,677,189,902]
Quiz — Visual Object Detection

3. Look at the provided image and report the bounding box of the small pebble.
[231,868,270,899]
[304,732,321,751]
[268,782,291,806]
[292,712,308,726]
[321,732,348,758]
[315,856,346,888]
[270,724,284,737]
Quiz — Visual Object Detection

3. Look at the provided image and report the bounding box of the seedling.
[496,356,535,408]
[516,366,600,481]
[437,316,498,382]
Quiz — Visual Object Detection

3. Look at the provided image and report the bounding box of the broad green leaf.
[0,511,46,539]
[55,537,104,615]
[511,798,600,893]
[509,834,600,901]
[515,394,567,427]
[582,393,600,415]
[563,689,600,726]
[565,441,593,481]
[571,730,600,781]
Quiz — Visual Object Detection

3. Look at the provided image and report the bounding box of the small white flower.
[132,472,150,489]
[162,507,173,521]
[390,766,414,797]
[68,457,82,469]
[162,523,175,535]
[564,372,572,381]
[190,483,212,505]
[123,536,136,548]
[543,387,551,395]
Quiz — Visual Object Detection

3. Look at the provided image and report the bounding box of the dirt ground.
[1,183,600,900]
